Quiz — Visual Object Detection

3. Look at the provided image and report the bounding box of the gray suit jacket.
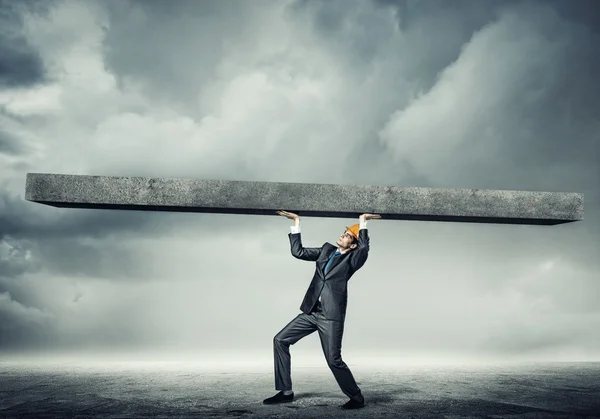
[288,228,369,322]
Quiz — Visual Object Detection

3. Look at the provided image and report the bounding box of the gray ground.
[0,362,598,418]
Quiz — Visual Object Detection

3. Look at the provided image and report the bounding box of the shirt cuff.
[290,223,301,234]
[359,219,367,230]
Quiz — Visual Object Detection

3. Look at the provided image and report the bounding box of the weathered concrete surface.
[1,362,599,418]
[24,173,584,225]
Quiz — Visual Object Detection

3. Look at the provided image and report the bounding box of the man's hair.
[351,236,358,246]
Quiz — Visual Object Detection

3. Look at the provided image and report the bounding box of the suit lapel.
[318,246,335,273]
[322,247,349,278]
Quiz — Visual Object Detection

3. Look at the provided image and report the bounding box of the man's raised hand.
[360,213,382,222]
[277,210,300,222]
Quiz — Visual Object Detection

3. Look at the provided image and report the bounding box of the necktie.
[324,251,341,274]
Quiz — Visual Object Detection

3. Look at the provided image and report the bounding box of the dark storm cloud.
[299,0,599,216]
[0,185,275,285]
[0,303,55,351]
[375,0,600,32]
[292,0,543,93]
[1,192,269,242]
[0,189,166,330]
[0,283,142,352]
[0,190,161,241]
[0,38,44,88]
[545,0,600,33]
[0,187,169,349]
[370,0,599,225]
[467,1,600,191]
[284,0,516,189]
[100,0,270,111]
[0,0,51,88]
[0,129,26,155]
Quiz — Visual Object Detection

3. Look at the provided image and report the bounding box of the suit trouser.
[273,302,362,400]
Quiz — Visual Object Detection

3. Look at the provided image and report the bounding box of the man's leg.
[316,315,363,403]
[273,313,317,392]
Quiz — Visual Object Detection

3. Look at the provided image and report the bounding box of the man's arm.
[288,219,321,261]
[277,210,322,261]
[349,217,370,271]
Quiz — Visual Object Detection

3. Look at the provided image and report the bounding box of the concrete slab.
[24,173,584,225]
[1,362,598,418]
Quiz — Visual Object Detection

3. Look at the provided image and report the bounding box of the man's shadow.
[288,389,403,407]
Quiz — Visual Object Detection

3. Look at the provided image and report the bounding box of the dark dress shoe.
[341,397,365,409]
[263,391,294,404]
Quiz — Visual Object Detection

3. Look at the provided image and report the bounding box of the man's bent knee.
[274,334,288,346]
[327,356,346,369]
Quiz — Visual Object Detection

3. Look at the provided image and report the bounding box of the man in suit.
[263,210,381,410]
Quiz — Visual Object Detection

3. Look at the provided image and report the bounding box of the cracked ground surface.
[1,362,599,418]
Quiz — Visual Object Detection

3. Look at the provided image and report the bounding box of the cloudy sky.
[1,0,598,367]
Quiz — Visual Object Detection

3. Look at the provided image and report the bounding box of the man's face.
[337,230,356,249]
